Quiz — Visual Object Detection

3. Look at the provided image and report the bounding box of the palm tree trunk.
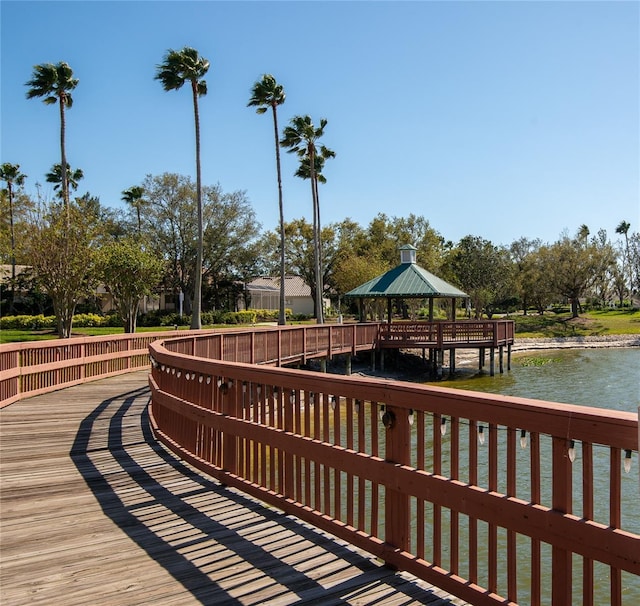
[309,146,323,324]
[272,105,286,325]
[8,182,16,313]
[190,81,203,330]
[59,98,69,221]
[314,175,324,313]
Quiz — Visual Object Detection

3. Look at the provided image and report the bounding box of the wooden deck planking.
[1,372,468,606]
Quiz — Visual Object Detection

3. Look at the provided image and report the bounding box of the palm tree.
[25,62,78,215]
[248,75,287,325]
[155,47,210,330]
[281,116,333,323]
[45,163,83,198]
[577,224,590,246]
[616,220,631,302]
[0,163,27,312]
[121,185,145,236]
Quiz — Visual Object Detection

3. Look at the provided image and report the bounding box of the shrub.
[73,313,106,328]
[138,310,190,327]
[0,314,56,330]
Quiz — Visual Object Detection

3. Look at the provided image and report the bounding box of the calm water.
[434,347,640,603]
[436,346,639,414]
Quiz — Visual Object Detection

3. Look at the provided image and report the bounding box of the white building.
[243,276,329,317]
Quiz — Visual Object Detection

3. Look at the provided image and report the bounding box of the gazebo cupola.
[399,244,417,265]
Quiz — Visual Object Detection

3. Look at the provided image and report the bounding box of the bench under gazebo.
[344,245,514,376]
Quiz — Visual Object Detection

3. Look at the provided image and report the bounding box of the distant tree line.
[1,165,637,336]
[2,55,638,336]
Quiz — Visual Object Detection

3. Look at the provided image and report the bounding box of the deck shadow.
[70,382,455,605]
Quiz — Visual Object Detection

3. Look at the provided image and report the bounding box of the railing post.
[552,436,573,605]
[384,405,411,555]
[222,379,239,477]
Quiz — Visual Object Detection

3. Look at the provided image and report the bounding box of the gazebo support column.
[507,344,512,370]
[449,349,455,377]
[489,347,495,376]
[345,353,352,376]
[499,345,504,374]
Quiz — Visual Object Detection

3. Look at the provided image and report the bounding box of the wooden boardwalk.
[1,371,469,606]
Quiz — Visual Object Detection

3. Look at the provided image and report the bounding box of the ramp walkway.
[1,371,467,605]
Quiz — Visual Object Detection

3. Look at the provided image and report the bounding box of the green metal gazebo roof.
[345,249,468,300]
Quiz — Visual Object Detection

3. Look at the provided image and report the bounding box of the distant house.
[243,276,328,317]
[0,264,166,315]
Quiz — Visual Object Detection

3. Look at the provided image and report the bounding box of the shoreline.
[343,334,639,380]
[510,334,640,352]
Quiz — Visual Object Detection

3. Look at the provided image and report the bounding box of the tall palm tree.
[45,163,83,199]
[121,185,145,236]
[0,163,27,312]
[155,47,210,330]
[578,224,590,246]
[616,220,631,301]
[281,116,333,323]
[248,74,287,325]
[25,62,78,215]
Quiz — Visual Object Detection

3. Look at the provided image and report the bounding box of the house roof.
[247,276,311,298]
[345,262,468,299]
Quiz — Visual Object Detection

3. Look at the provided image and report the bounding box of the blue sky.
[2,0,638,247]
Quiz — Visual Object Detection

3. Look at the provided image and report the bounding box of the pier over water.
[1,324,638,605]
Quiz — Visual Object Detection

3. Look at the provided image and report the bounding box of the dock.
[0,371,468,605]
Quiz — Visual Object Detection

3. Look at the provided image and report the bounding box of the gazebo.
[344,244,468,323]
[344,245,514,377]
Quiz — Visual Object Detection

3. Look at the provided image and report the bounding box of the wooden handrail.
[148,324,639,606]
[0,330,205,408]
[2,323,637,605]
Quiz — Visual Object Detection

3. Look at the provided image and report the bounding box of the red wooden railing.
[379,320,515,348]
[0,330,192,408]
[2,323,637,605]
[149,325,639,606]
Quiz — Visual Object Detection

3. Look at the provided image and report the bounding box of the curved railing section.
[149,324,639,606]
[0,330,200,408]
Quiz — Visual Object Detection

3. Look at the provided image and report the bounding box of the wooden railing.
[0,330,194,408]
[2,324,637,604]
[0,324,379,409]
[379,320,515,348]
[149,325,639,606]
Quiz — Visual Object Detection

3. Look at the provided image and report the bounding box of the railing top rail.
[149,337,637,451]
[0,329,212,353]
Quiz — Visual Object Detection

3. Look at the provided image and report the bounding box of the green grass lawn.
[514,309,640,338]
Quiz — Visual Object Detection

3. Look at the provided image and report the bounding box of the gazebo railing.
[378,320,515,348]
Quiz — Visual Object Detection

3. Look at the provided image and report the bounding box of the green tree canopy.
[26,201,98,337]
[140,173,261,315]
[96,238,165,333]
[443,235,513,318]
